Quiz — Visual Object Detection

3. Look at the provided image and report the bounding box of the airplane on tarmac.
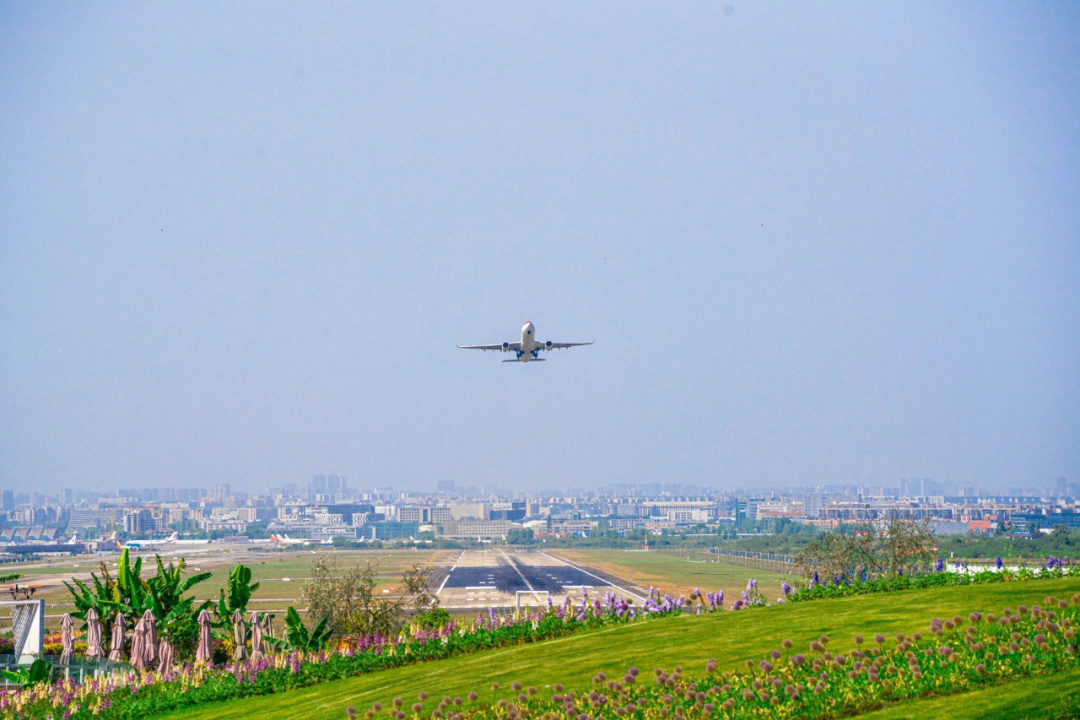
[457,322,593,363]
[123,532,179,550]
[270,534,307,546]
[123,532,211,550]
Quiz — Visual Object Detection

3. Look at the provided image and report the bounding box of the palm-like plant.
[210,562,264,643]
[65,548,211,656]
[215,563,259,625]
[64,559,121,633]
[147,555,212,626]
[0,658,51,687]
[265,607,332,652]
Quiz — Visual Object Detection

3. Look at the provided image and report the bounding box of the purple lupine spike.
[996,557,1004,570]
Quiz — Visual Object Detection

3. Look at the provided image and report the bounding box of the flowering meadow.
[371,592,1080,720]
[780,558,1079,604]
[1,589,686,720]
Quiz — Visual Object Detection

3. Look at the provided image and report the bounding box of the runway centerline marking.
[538,550,647,602]
[499,548,534,592]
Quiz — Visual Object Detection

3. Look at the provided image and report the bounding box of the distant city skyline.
[3,4,1079,494]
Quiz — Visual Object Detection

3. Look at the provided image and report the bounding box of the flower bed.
[1,590,686,720]
[5,560,1078,720]
[783,561,1079,604]
[415,593,1080,720]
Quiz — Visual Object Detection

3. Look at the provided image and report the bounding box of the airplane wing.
[536,341,594,351]
[457,342,521,351]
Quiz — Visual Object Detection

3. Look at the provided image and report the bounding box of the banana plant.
[146,555,212,624]
[264,607,332,652]
[64,559,121,630]
[213,563,260,636]
[0,658,51,687]
[66,549,211,650]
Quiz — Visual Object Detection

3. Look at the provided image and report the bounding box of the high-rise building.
[61,488,74,505]
[213,483,231,499]
[1,489,13,510]
[327,474,346,495]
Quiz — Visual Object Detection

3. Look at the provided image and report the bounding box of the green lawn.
[151,575,1080,720]
[552,548,796,599]
[859,665,1080,720]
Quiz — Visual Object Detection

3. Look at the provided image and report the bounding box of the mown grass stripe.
[150,575,1080,720]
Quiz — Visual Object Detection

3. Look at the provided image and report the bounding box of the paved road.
[435,548,646,609]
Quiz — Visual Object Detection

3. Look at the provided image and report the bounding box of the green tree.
[303,558,439,638]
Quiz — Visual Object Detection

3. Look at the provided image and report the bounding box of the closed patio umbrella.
[108,613,126,662]
[248,611,263,660]
[59,614,74,665]
[232,609,248,662]
[130,615,147,672]
[142,609,158,666]
[195,608,213,665]
[158,638,174,675]
[84,608,104,659]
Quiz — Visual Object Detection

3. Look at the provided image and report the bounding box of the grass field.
[150,575,1080,720]
[859,665,1080,719]
[551,548,796,599]
[0,548,448,631]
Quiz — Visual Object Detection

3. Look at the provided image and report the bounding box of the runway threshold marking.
[436,550,465,595]
[499,548,535,592]
[538,550,647,602]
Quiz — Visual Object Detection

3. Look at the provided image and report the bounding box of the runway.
[434,548,646,609]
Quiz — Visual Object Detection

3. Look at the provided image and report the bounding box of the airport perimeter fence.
[652,546,796,574]
[0,655,129,688]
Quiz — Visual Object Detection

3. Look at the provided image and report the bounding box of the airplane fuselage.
[518,321,536,361]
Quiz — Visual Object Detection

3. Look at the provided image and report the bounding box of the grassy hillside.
[860,666,1080,719]
[152,575,1080,720]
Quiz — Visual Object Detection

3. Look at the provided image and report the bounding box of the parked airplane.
[123,532,211,550]
[457,322,593,362]
[123,532,178,550]
[270,534,307,546]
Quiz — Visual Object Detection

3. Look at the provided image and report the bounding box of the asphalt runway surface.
[435,548,646,609]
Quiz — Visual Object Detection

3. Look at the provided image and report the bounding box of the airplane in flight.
[457,322,593,362]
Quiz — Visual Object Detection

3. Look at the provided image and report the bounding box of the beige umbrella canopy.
[84,608,104,659]
[232,609,248,662]
[59,614,74,665]
[108,613,126,663]
[158,638,174,675]
[248,611,263,660]
[142,609,158,666]
[131,615,148,673]
[195,608,213,665]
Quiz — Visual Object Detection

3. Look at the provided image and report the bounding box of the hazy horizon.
[3,2,1078,494]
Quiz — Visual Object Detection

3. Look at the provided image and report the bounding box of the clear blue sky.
[2,2,1078,494]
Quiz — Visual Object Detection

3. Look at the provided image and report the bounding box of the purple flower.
[781,583,791,596]
[996,557,1004,570]
[935,559,944,572]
